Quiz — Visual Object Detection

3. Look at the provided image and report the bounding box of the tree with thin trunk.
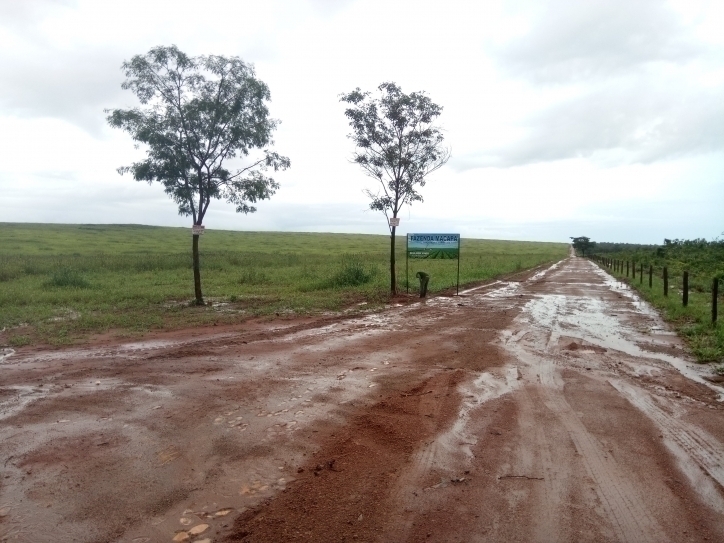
[340,82,450,294]
[107,45,289,305]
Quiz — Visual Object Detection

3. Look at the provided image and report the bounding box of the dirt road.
[1,257,723,543]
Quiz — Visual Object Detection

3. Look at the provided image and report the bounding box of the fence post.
[713,278,718,324]
[632,260,635,279]
[683,271,688,307]
[640,263,643,284]
[626,261,629,277]
[649,265,653,288]
[663,267,668,296]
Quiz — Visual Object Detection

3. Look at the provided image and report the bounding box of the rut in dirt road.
[1,258,723,543]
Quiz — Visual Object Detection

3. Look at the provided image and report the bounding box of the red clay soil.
[1,257,723,543]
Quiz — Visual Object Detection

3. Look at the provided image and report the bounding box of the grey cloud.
[498,0,699,83]
[453,83,724,169]
[0,48,129,135]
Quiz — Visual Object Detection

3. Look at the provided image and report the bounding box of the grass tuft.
[46,269,91,289]
[326,255,377,288]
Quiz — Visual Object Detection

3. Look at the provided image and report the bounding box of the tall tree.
[340,82,450,294]
[107,45,289,305]
[570,236,596,256]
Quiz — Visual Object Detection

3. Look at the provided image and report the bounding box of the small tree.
[570,236,596,256]
[340,82,450,294]
[107,45,289,305]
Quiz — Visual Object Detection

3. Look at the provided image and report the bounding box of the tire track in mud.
[504,317,668,542]
[385,366,521,542]
[539,365,667,543]
[515,383,568,543]
[609,379,724,513]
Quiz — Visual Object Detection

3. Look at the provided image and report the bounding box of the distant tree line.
[591,237,724,290]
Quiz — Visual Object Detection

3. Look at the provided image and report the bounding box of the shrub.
[328,256,376,288]
[46,268,91,289]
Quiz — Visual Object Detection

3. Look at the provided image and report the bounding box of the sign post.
[406,233,461,295]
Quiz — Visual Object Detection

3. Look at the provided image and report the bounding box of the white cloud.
[0,0,722,244]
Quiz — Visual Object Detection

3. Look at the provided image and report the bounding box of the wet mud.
[1,257,723,542]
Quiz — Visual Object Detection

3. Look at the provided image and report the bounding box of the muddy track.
[1,257,723,542]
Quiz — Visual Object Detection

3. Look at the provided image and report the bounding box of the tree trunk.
[192,233,204,305]
[390,225,396,295]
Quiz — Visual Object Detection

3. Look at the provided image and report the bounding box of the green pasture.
[0,223,567,346]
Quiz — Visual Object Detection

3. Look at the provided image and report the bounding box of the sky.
[1,0,723,244]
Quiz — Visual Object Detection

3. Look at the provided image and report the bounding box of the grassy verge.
[0,223,568,347]
[593,259,723,367]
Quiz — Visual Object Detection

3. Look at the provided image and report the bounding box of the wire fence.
[590,255,720,324]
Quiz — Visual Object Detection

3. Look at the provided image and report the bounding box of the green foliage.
[8,335,31,347]
[594,238,724,292]
[46,269,91,289]
[0,223,568,346]
[107,45,290,223]
[570,236,595,256]
[107,45,290,304]
[326,256,377,288]
[340,82,450,293]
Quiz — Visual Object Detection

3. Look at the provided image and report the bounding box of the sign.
[191,225,206,236]
[389,217,400,227]
[407,233,460,259]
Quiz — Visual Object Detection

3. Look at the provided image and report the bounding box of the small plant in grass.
[238,269,269,285]
[328,256,377,288]
[8,335,32,347]
[45,269,91,289]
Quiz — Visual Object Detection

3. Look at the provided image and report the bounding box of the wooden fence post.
[626,261,629,277]
[663,267,668,297]
[713,278,718,324]
[683,271,688,307]
[649,265,653,288]
[640,263,643,284]
[632,261,635,279]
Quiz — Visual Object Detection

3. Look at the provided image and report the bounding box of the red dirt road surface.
[1,256,724,543]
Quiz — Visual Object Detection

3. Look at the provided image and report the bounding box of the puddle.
[522,287,724,400]
[434,366,521,470]
[0,347,15,364]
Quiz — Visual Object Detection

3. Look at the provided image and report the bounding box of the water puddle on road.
[430,366,521,472]
[0,348,15,364]
[522,286,724,400]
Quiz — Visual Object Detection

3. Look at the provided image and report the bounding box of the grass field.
[0,223,568,346]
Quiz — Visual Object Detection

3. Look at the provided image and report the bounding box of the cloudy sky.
[1,0,722,243]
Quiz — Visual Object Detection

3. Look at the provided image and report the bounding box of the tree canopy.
[340,82,450,293]
[570,236,596,256]
[107,45,289,304]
